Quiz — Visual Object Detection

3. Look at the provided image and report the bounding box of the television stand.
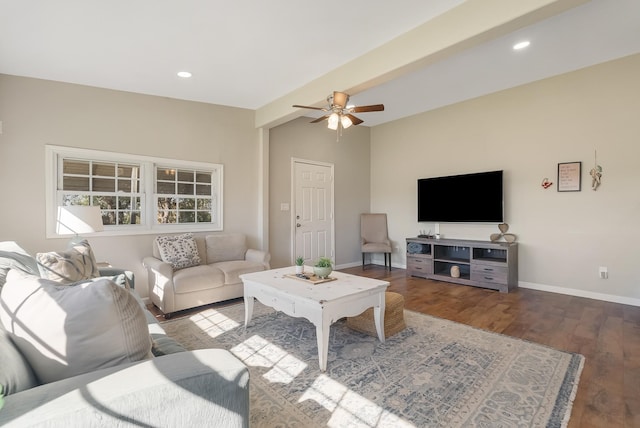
[406,237,518,293]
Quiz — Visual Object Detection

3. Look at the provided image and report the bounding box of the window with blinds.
[61,159,143,226]
[155,166,219,225]
[46,145,223,236]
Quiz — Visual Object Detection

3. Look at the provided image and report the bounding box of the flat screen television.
[417,170,503,223]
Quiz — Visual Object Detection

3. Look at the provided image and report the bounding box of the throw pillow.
[0,241,40,289]
[36,239,100,284]
[155,233,201,270]
[0,270,152,385]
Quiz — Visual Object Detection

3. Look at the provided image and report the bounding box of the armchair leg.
[362,253,365,269]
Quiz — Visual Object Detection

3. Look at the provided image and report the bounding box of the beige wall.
[2,54,638,305]
[0,74,261,298]
[268,117,371,268]
[371,53,640,303]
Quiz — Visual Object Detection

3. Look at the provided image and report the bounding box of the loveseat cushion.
[213,260,268,285]
[205,233,247,264]
[0,270,152,384]
[172,265,225,294]
[155,233,201,270]
[36,239,100,284]
[0,324,39,395]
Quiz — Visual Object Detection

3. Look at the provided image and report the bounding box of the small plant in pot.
[295,256,304,274]
[313,257,333,279]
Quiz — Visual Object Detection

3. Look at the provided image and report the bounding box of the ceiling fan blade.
[293,104,326,111]
[332,91,349,109]
[310,115,330,123]
[345,114,364,126]
[352,104,385,113]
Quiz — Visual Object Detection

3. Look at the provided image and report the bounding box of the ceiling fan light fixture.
[293,91,384,137]
[327,113,340,130]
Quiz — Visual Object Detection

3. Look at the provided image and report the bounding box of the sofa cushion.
[0,270,152,384]
[172,265,225,294]
[155,233,201,270]
[205,233,247,264]
[36,239,100,284]
[0,324,39,395]
[213,260,268,285]
[0,241,40,288]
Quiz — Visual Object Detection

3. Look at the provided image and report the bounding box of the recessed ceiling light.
[513,41,530,51]
[177,71,192,78]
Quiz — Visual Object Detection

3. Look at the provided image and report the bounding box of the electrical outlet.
[599,266,608,279]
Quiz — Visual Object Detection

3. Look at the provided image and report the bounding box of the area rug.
[160,302,584,427]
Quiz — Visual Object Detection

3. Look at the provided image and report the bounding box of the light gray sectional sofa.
[143,232,270,318]
[0,241,250,427]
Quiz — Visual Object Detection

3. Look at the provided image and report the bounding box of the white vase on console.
[450,265,460,278]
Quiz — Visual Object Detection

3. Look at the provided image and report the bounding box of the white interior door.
[293,160,334,265]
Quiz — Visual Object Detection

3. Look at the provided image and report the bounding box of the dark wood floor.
[148,265,640,428]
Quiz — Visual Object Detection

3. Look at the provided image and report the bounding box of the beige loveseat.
[143,233,270,318]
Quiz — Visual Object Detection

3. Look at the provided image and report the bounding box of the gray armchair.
[360,213,392,270]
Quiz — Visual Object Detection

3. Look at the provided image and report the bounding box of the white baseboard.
[519,281,640,307]
[335,261,362,269]
[339,262,640,307]
[330,263,640,307]
[335,261,401,270]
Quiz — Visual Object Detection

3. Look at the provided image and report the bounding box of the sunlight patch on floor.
[300,374,415,427]
[187,309,241,338]
[183,307,414,426]
[231,335,307,384]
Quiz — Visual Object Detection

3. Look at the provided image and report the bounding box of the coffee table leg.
[315,319,331,372]
[373,294,386,343]
[244,295,254,329]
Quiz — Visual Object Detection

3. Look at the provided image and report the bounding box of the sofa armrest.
[0,349,249,428]
[142,256,177,315]
[142,256,174,279]
[98,268,135,289]
[245,248,271,268]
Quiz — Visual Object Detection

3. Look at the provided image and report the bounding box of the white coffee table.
[240,267,389,371]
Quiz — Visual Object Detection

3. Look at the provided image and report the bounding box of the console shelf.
[406,237,518,293]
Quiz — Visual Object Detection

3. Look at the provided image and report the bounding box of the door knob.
[296,223,301,227]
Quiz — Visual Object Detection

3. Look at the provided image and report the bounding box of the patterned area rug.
[160,302,584,427]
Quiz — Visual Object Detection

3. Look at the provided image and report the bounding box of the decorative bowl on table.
[313,266,332,279]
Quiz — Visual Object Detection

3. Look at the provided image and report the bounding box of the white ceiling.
[1,0,639,128]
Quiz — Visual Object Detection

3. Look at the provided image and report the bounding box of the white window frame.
[46,145,223,237]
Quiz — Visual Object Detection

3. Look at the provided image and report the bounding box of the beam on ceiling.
[254,0,588,129]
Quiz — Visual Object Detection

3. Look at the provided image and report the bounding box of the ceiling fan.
[293,91,384,132]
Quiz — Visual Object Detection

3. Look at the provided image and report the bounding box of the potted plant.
[295,256,304,274]
[313,257,333,279]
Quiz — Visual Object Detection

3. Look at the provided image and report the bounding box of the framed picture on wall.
[557,161,581,192]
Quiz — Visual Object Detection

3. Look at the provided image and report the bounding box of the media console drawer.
[407,256,433,277]
[471,264,508,284]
